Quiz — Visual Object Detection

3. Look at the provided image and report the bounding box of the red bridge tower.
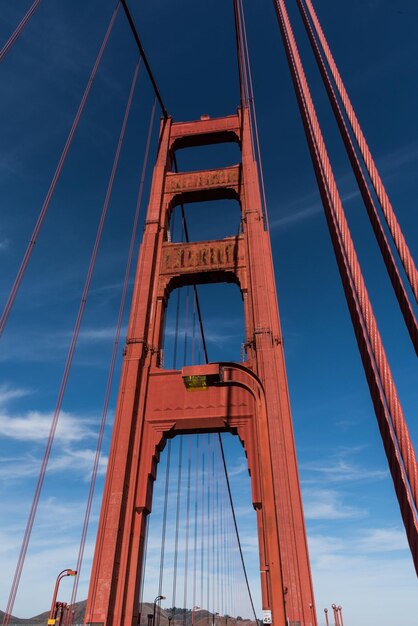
[85,107,316,626]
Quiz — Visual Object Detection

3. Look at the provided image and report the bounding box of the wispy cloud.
[0,409,96,443]
[301,458,387,484]
[0,384,31,406]
[303,488,366,521]
[0,237,10,252]
[355,527,409,553]
[270,188,360,231]
[269,138,418,232]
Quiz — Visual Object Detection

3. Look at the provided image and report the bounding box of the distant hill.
[1,601,258,626]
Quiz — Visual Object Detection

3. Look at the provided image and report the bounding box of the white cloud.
[301,458,387,484]
[0,384,31,406]
[355,527,409,553]
[303,489,366,521]
[0,409,95,443]
[308,528,418,626]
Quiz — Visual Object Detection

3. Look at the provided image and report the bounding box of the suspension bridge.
[0,2,417,626]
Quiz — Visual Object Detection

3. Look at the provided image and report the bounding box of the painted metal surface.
[272,0,418,575]
[84,109,316,626]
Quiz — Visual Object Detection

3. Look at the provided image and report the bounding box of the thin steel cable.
[297,0,418,352]
[273,0,418,572]
[0,3,120,341]
[192,436,200,614]
[172,154,209,364]
[206,435,211,612]
[217,434,258,621]
[301,0,418,302]
[200,444,206,610]
[158,439,172,626]
[172,215,185,369]
[233,0,249,109]
[216,447,220,615]
[1,37,137,626]
[238,0,270,229]
[139,516,151,625]
[172,437,184,620]
[0,0,42,63]
[183,287,190,367]
[172,290,182,369]
[211,440,216,615]
[183,436,193,626]
[191,290,197,366]
[66,90,156,625]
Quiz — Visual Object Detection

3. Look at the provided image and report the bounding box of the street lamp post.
[212,611,219,626]
[337,606,344,626]
[324,608,329,626]
[48,569,77,625]
[152,595,166,626]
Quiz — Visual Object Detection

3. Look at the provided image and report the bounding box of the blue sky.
[0,0,417,624]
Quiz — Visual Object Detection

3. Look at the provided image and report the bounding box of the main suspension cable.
[1,46,138,626]
[272,0,418,573]
[300,0,418,302]
[297,0,417,352]
[0,2,120,340]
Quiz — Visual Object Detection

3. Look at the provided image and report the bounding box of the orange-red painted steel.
[272,0,418,574]
[85,109,316,625]
[300,0,418,303]
[296,0,418,354]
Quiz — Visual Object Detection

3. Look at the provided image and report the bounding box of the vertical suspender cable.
[1,43,138,626]
[300,0,418,302]
[191,291,197,366]
[66,93,156,625]
[183,287,190,366]
[183,437,193,626]
[172,153,209,365]
[216,447,220,616]
[193,436,200,616]
[173,217,185,369]
[211,440,216,615]
[237,0,269,229]
[232,0,248,110]
[171,437,184,621]
[217,435,258,621]
[0,2,121,340]
[158,440,172,626]
[272,0,418,573]
[0,0,42,63]
[296,0,418,352]
[200,444,206,610]
[206,435,211,612]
